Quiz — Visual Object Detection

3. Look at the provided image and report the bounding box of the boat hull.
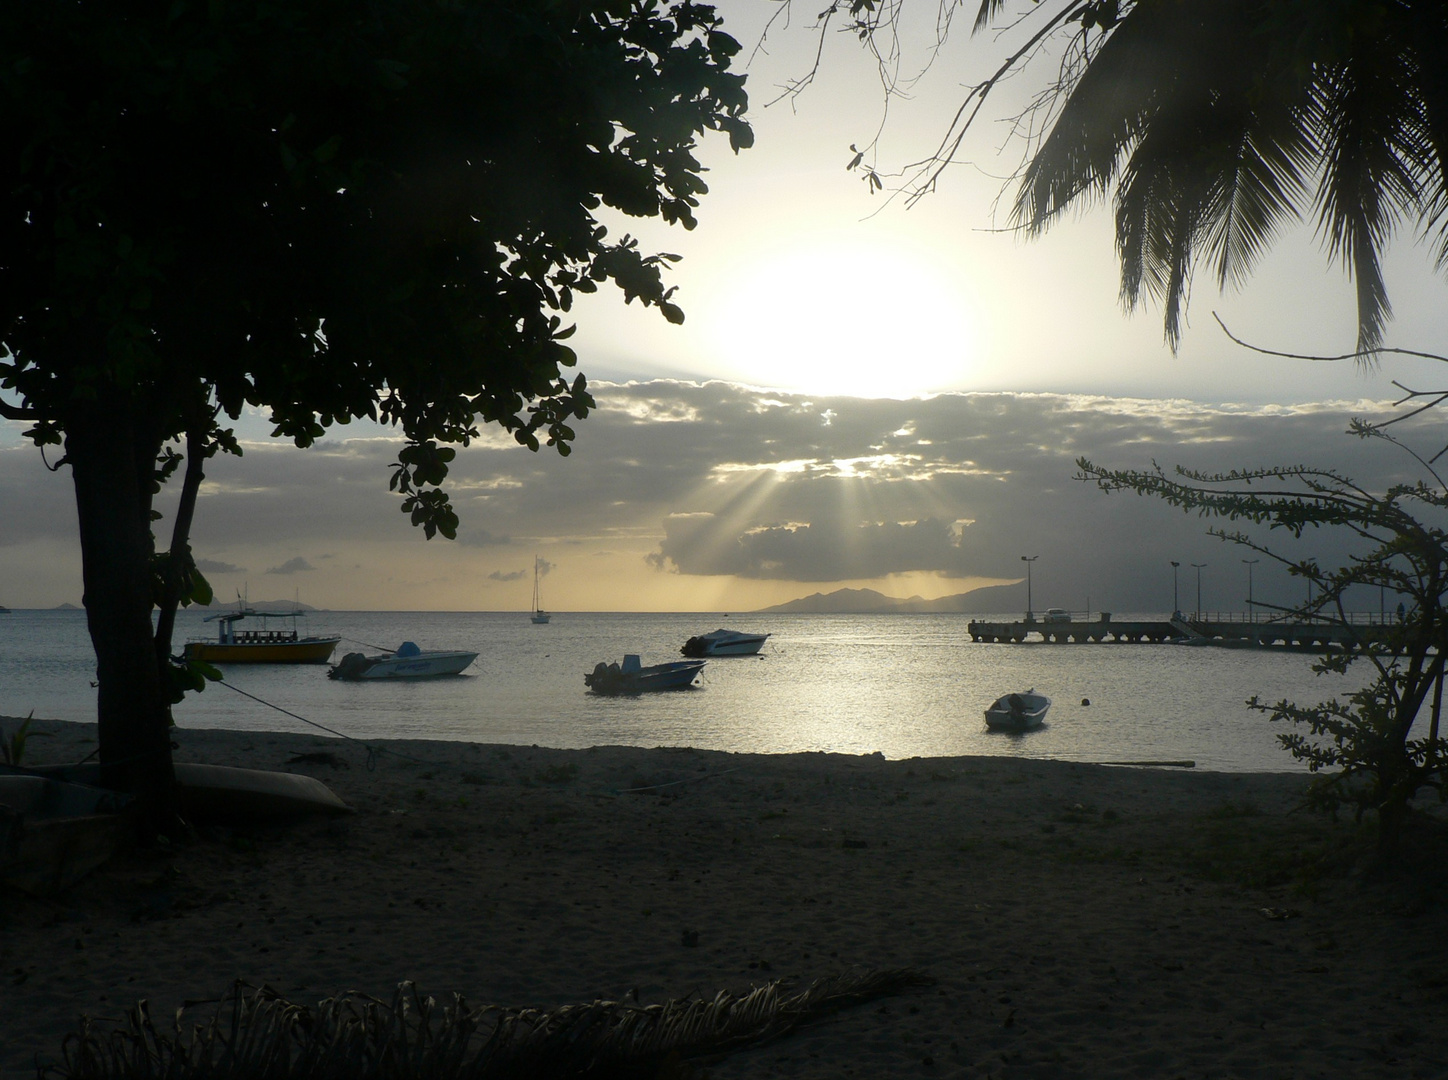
[681,630,770,658]
[984,692,1051,731]
[703,636,767,656]
[331,650,478,680]
[0,772,130,896]
[184,638,339,664]
[172,763,352,822]
[16,762,352,825]
[586,658,706,694]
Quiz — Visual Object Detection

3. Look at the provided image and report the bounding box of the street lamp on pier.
[1191,563,1207,618]
[1170,561,1181,616]
[1021,555,1039,621]
[1243,559,1259,622]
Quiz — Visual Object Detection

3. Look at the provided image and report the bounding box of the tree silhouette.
[0,0,750,831]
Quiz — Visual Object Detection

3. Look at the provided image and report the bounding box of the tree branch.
[0,393,40,421]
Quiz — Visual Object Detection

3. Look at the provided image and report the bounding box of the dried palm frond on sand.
[52,970,932,1080]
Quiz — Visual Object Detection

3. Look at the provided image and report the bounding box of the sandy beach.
[3,715,1446,1079]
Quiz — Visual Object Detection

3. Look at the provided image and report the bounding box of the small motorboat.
[681,628,770,658]
[329,641,478,680]
[586,654,706,695]
[984,690,1051,731]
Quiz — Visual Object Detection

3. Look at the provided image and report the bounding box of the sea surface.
[0,608,1387,772]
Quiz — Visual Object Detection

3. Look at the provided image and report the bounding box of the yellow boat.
[183,607,340,664]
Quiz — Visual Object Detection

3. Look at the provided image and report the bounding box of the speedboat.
[680,628,770,658]
[328,641,478,680]
[585,654,706,694]
[183,605,340,664]
[984,690,1051,731]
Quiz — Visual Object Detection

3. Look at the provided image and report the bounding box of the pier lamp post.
[1170,561,1180,616]
[1021,555,1039,620]
[1191,563,1207,618]
[1242,559,1259,622]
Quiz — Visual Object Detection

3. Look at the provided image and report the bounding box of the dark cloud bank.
[5,381,1437,612]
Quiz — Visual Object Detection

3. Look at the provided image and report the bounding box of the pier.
[967,612,1404,649]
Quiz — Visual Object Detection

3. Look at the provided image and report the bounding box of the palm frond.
[1404,2,1448,270]
[50,972,934,1080]
[1007,0,1448,350]
[1311,19,1428,353]
[973,0,1010,35]
[1197,61,1316,292]
[1012,0,1198,232]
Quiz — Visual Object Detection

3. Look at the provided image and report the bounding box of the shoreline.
[3,717,1445,1078]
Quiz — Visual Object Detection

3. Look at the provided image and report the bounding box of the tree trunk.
[154,426,207,665]
[66,408,178,836]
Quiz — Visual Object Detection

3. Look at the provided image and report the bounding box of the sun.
[700,240,976,397]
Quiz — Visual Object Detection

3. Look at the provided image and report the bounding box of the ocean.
[0,607,1379,772]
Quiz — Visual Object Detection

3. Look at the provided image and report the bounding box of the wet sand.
[2,716,1445,1078]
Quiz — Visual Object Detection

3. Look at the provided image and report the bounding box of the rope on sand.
[615,767,743,794]
[212,679,453,771]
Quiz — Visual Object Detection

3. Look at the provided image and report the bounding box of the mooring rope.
[338,636,397,653]
[212,678,461,770]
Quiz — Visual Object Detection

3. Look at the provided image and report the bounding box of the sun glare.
[703,242,975,398]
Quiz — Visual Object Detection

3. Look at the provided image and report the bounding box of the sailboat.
[531,556,551,624]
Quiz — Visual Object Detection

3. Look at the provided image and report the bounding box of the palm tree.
[937,1,1448,351]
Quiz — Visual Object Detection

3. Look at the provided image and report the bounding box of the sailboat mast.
[531,555,551,623]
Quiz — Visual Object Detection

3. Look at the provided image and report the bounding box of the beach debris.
[1260,907,1302,921]
[286,752,348,770]
[51,972,934,1080]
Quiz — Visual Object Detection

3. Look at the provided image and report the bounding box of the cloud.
[456,529,511,548]
[7,379,1440,610]
[195,558,245,574]
[266,557,316,575]
[490,557,549,583]
[653,514,971,580]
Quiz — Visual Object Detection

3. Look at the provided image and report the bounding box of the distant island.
[755,583,1021,615]
[43,599,319,612]
[202,598,319,612]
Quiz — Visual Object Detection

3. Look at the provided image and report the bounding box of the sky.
[4,1,1448,613]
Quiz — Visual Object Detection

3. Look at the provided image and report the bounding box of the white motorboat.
[329,641,478,680]
[680,628,770,658]
[984,690,1051,731]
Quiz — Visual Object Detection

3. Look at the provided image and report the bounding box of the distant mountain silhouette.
[201,599,320,612]
[755,583,1022,614]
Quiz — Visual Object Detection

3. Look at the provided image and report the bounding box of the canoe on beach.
[16,761,351,824]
